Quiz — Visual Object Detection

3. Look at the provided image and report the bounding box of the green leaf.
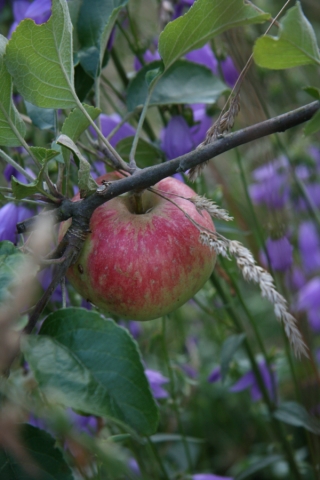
[0,424,73,480]
[273,401,320,434]
[127,60,229,111]
[5,0,76,109]
[76,0,128,78]
[74,63,95,101]
[0,242,28,305]
[253,2,320,70]
[159,0,270,69]
[22,308,159,436]
[235,454,284,480]
[304,110,320,136]
[11,148,59,199]
[57,134,98,197]
[61,104,101,141]
[116,136,163,168]
[220,333,246,382]
[24,101,55,131]
[0,35,26,146]
[303,86,320,100]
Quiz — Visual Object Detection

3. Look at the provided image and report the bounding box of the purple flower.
[249,157,290,209]
[306,308,320,333]
[220,56,239,88]
[119,320,142,339]
[298,221,320,274]
[38,266,70,305]
[297,277,320,311]
[264,236,293,272]
[4,164,35,184]
[9,0,51,37]
[145,369,169,399]
[174,0,195,18]
[134,49,161,71]
[192,474,233,480]
[0,203,32,243]
[91,113,135,148]
[67,409,99,436]
[229,360,277,402]
[161,116,194,160]
[285,266,306,292]
[128,458,141,476]
[185,44,219,75]
[190,103,212,145]
[207,366,222,383]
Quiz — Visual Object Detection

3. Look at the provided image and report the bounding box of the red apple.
[60,173,216,320]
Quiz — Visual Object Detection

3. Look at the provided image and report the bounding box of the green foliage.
[5,0,76,109]
[57,134,98,197]
[0,425,73,480]
[74,0,128,78]
[220,333,246,382]
[24,101,56,131]
[274,402,320,434]
[0,35,26,146]
[116,136,163,167]
[304,110,320,135]
[253,2,320,69]
[61,104,101,142]
[22,308,159,436]
[11,147,59,199]
[159,0,270,69]
[127,60,229,111]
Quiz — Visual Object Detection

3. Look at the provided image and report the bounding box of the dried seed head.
[200,232,308,358]
[190,195,234,222]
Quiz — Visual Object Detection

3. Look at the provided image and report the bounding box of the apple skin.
[60,173,216,320]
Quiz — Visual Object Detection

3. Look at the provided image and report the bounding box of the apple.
[60,173,216,320]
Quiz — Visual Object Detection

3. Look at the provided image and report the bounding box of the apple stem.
[133,191,144,214]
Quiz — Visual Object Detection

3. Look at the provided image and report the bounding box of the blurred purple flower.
[9,0,51,37]
[207,366,221,383]
[297,277,320,311]
[81,298,93,310]
[190,103,212,145]
[134,49,161,71]
[67,409,99,436]
[181,364,198,379]
[298,221,320,274]
[229,360,277,402]
[263,236,293,272]
[0,203,32,243]
[174,0,195,18]
[249,157,290,209]
[91,113,135,148]
[306,308,320,333]
[285,266,306,292]
[4,164,35,184]
[128,458,141,476]
[220,56,239,88]
[145,369,169,399]
[185,44,219,75]
[162,116,194,160]
[193,474,233,480]
[119,320,142,339]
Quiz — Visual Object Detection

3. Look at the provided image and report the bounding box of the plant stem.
[210,272,304,480]
[161,317,193,473]
[0,149,35,182]
[146,437,170,480]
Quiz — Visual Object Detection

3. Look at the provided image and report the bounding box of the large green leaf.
[22,308,159,436]
[273,401,320,434]
[116,136,164,168]
[76,0,128,78]
[0,425,73,480]
[11,147,59,199]
[0,35,26,146]
[253,2,320,69]
[127,60,229,111]
[5,0,76,109]
[159,0,270,69]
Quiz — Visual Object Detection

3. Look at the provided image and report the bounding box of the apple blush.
[60,173,216,320]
